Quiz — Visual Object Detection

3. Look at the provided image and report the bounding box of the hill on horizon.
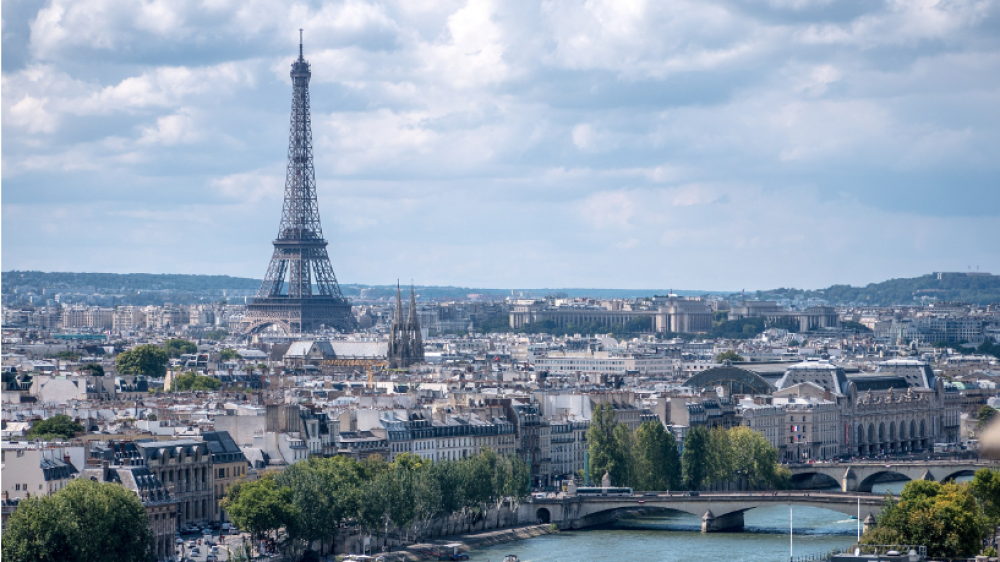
[2,270,998,304]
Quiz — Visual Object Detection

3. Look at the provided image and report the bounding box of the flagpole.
[790,504,794,562]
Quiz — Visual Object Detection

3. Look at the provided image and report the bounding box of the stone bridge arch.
[857,470,912,493]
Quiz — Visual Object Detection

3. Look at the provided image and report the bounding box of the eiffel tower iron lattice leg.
[244,31,354,335]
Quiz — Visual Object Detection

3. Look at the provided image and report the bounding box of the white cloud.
[3,0,999,287]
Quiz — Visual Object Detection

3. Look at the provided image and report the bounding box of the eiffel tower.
[244,32,354,334]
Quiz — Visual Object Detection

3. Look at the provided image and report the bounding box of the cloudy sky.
[2,0,999,291]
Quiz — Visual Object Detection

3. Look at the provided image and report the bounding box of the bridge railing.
[792,544,927,562]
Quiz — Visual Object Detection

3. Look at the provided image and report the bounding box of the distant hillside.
[2,271,260,292]
[753,272,1000,305]
[1,271,706,301]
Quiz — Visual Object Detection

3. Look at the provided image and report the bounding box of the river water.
[464,480,955,562]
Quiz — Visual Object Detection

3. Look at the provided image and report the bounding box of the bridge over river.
[787,459,994,492]
[533,491,889,533]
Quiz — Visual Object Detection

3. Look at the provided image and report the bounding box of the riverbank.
[374,523,558,561]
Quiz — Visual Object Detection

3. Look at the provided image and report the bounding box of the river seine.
[464,481,931,562]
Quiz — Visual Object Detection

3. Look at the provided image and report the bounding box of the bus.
[575,486,633,497]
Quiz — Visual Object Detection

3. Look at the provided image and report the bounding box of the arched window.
[889,421,895,440]
[920,419,926,438]
[857,425,864,443]
[868,424,875,442]
[910,420,917,440]
[878,423,885,442]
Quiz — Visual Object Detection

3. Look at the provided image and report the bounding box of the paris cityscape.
[3,2,1000,562]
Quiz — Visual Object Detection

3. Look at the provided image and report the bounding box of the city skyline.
[3,1,999,290]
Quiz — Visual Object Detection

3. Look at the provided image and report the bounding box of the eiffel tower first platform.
[243,33,354,334]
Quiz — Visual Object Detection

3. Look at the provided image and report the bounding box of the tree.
[222,475,295,555]
[682,426,710,490]
[220,348,240,361]
[163,338,197,358]
[27,415,83,440]
[1,494,78,562]
[172,372,222,392]
[863,480,988,559]
[715,350,745,363]
[79,363,104,376]
[970,468,1000,526]
[977,406,997,428]
[705,427,734,486]
[728,426,782,489]
[633,421,681,491]
[2,479,154,562]
[115,345,169,377]
[587,403,632,486]
[203,329,228,341]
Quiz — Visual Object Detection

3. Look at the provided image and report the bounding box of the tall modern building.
[244,33,354,334]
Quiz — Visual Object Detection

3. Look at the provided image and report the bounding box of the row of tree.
[862,468,1000,559]
[222,449,530,557]
[587,404,789,491]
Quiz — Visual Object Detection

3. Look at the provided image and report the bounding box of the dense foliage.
[977,406,998,428]
[115,344,169,378]
[715,350,745,363]
[164,338,197,358]
[2,479,153,562]
[220,348,241,361]
[586,407,784,492]
[862,479,989,559]
[753,273,1000,305]
[222,449,530,557]
[681,426,789,491]
[202,329,229,341]
[172,372,222,391]
[79,363,104,376]
[26,415,84,440]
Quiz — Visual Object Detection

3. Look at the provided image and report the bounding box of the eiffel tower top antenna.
[299,29,303,60]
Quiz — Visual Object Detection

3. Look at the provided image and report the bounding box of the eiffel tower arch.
[244,32,355,334]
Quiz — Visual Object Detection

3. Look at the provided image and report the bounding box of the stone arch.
[868,424,875,443]
[920,419,926,438]
[536,507,551,524]
[910,420,916,440]
[889,421,896,441]
[856,425,864,444]
[858,470,912,493]
[940,469,977,483]
[899,421,907,440]
[790,471,841,490]
[878,423,885,443]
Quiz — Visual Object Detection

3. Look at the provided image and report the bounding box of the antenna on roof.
[299,29,303,59]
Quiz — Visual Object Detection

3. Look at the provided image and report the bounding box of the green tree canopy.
[682,426,710,491]
[633,420,681,491]
[220,348,240,361]
[203,329,229,341]
[222,474,296,550]
[715,350,745,363]
[115,345,168,377]
[2,478,153,562]
[27,415,83,440]
[863,480,988,559]
[79,363,104,376]
[172,372,221,392]
[587,403,632,486]
[970,468,1000,527]
[977,405,997,428]
[163,338,197,358]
